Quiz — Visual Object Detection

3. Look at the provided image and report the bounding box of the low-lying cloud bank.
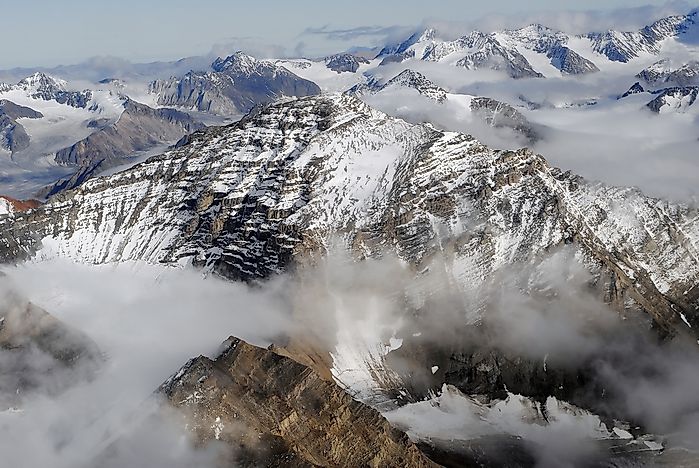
[2,245,699,466]
[360,62,699,203]
[0,260,293,467]
[290,248,699,464]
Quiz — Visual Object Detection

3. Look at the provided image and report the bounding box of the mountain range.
[377,10,698,78]
[1,7,699,467]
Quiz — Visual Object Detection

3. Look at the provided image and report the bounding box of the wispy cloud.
[302,24,409,42]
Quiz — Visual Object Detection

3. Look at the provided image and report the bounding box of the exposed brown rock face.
[0,195,41,213]
[159,337,438,468]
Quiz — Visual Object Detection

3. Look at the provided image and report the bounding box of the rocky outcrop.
[54,98,201,166]
[14,72,92,108]
[619,81,646,98]
[159,336,437,467]
[469,96,541,143]
[637,59,699,87]
[324,53,369,73]
[149,52,321,116]
[546,44,599,74]
[0,196,41,216]
[0,100,43,153]
[646,86,699,113]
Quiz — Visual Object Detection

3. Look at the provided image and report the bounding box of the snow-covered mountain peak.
[148,52,320,115]
[211,51,259,74]
[373,9,699,78]
[3,72,94,108]
[16,72,68,93]
[417,28,436,42]
[382,69,447,102]
[378,28,438,57]
[637,58,699,87]
[503,23,566,48]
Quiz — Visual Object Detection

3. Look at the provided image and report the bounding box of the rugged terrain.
[377,10,698,78]
[1,94,696,334]
[156,336,436,467]
[1,9,699,464]
[0,99,43,153]
[40,98,203,197]
[149,52,321,115]
[0,95,697,440]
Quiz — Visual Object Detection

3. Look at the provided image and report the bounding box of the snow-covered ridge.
[0,94,697,338]
[637,58,699,87]
[376,9,699,78]
[3,72,93,108]
[348,69,448,103]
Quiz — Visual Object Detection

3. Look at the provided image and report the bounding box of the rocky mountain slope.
[0,99,42,153]
[349,69,448,102]
[647,86,699,113]
[586,12,696,62]
[2,72,93,108]
[158,336,436,467]
[469,96,540,142]
[148,52,321,115]
[324,53,370,73]
[619,81,699,113]
[53,98,200,167]
[350,69,540,143]
[0,94,696,337]
[37,98,203,197]
[637,59,699,87]
[0,99,43,120]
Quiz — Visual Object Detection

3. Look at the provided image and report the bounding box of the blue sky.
[3,0,694,68]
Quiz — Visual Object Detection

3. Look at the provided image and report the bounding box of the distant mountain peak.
[417,28,436,42]
[384,69,448,102]
[637,58,699,87]
[324,53,369,73]
[6,72,93,108]
[149,51,320,115]
[211,51,258,74]
[17,72,67,92]
[347,69,448,103]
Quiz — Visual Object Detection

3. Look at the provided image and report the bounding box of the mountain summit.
[149,52,321,115]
